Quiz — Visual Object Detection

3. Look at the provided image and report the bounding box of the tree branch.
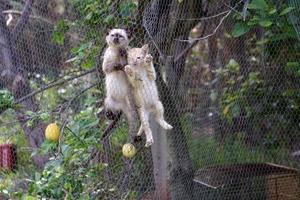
[15,68,96,104]
[101,112,122,140]
[177,10,230,21]
[175,10,231,42]
[2,9,53,25]
[12,0,34,39]
[175,0,244,42]
[143,21,168,61]
[174,22,207,62]
[60,83,99,138]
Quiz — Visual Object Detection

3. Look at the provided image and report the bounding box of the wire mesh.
[0,0,300,200]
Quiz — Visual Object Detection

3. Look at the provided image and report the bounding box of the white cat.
[102,28,137,136]
[124,44,173,147]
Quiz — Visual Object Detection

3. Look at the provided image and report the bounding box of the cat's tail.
[158,120,173,130]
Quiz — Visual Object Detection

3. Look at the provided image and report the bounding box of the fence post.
[150,119,170,200]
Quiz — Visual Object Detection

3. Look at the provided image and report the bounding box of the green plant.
[0,90,14,111]
[232,0,296,39]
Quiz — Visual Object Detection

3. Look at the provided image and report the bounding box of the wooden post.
[150,118,170,200]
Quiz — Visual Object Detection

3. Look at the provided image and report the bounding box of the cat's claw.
[124,65,133,76]
[145,54,153,63]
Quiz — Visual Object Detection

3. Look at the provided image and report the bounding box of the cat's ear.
[106,28,112,36]
[141,44,149,54]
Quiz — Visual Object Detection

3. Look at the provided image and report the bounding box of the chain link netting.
[0,0,300,199]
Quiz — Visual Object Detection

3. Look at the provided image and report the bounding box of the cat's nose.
[113,38,119,44]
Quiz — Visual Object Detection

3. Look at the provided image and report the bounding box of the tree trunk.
[145,0,202,199]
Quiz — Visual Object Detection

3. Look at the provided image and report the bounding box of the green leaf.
[104,14,115,25]
[279,7,294,16]
[56,20,69,32]
[248,0,269,10]
[268,8,277,14]
[259,19,273,27]
[52,32,65,45]
[223,105,230,116]
[120,2,137,17]
[82,57,95,69]
[232,23,251,37]
[226,59,240,72]
[231,104,241,118]
[285,62,300,75]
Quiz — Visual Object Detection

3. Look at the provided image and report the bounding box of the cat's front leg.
[144,54,156,81]
[124,65,137,86]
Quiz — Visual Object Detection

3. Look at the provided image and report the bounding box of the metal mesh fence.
[0,0,300,199]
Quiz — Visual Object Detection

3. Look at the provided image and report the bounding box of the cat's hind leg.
[122,96,139,140]
[137,124,143,136]
[154,101,173,130]
[138,108,153,147]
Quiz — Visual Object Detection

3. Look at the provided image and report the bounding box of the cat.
[124,44,173,147]
[102,28,137,137]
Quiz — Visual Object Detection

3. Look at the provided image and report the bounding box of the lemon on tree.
[122,143,136,158]
[45,123,60,142]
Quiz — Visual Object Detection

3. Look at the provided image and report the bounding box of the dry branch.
[175,10,231,42]
[175,0,244,42]
[15,68,96,104]
[2,9,53,25]
[101,112,122,140]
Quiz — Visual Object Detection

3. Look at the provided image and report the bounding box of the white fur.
[125,45,173,147]
[102,29,137,136]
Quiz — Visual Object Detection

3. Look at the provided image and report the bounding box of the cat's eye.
[137,57,141,59]
[111,34,115,36]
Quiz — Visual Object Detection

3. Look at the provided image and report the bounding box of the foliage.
[217,57,300,151]
[1,0,139,198]
[0,90,14,111]
[232,0,297,39]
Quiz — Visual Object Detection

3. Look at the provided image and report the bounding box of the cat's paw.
[145,138,154,147]
[145,54,153,63]
[105,110,118,120]
[124,65,133,76]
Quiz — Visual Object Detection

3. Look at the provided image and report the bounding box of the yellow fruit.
[45,123,60,142]
[122,143,136,158]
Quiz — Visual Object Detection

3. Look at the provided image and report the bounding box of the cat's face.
[106,29,129,48]
[127,44,149,66]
